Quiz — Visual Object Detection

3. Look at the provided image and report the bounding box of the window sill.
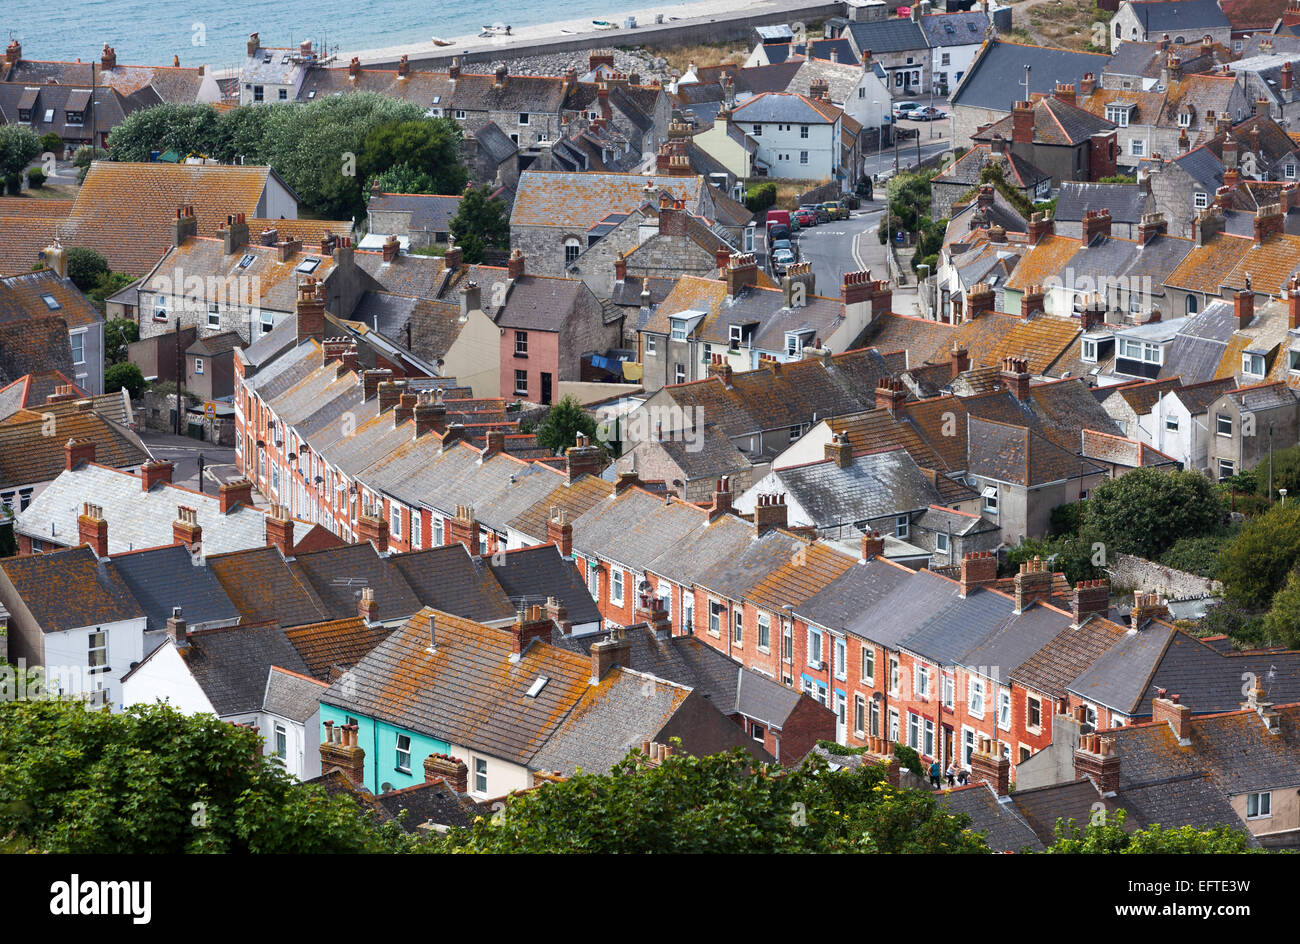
[395,766,411,775]
[514,353,528,359]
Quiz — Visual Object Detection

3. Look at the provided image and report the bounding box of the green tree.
[0,125,41,181]
[367,162,440,196]
[1262,568,1300,648]
[1158,534,1227,578]
[448,185,509,263]
[104,362,146,399]
[39,131,63,157]
[25,167,46,188]
[64,247,110,292]
[1046,809,1257,853]
[359,118,465,195]
[89,271,137,311]
[1217,503,1300,609]
[106,102,227,163]
[534,395,599,455]
[0,699,414,853]
[71,145,108,183]
[103,317,140,364]
[1084,467,1224,561]
[435,748,990,854]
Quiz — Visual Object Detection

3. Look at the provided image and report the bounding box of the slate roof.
[1054,182,1152,224]
[939,783,1046,852]
[0,545,144,634]
[374,778,478,831]
[844,18,929,54]
[0,370,83,415]
[487,543,602,626]
[968,416,1105,485]
[774,449,944,529]
[290,542,423,623]
[745,541,858,612]
[14,463,279,556]
[368,192,461,235]
[975,94,1115,147]
[186,330,245,357]
[932,144,1049,190]
[570,487,708,573]
[730,91,842,124]
[389,544,517,623]
[1138,629,1300,715]
[181,623,314,717]
[649,517,807,602]
[1068,621,1177,714]
[108,543,240,632]
[323,607,595,767]
[1130,0,1230,31]
[262,665,327,723]
[921,11,992,47]
[0,270,102,330]
[952,41,1109,113]
[1,409,150,492]
[0,317,74,388]
[493,274,587,332]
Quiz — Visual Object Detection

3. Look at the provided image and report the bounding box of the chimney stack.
[1013,555,1053,611]
[219,478,253,514]
[296,277,326,345]
[510,604,552,655]
[965,283,996,320]
[141,459,175,492]
[724,252,759,296]
[709,475,733,520]
[423,753,468,792]
[753,493,789,535]
[565,432,604,484]
[960,550,997,597]
[1136,212,1166,246]
[1027,211,1052,245]
[166,606,187,648]
[1011,100,1034,145]
[825,431,852,468]
[265,503,295,554]
[220,213,249,255]
[448,504,477,552]
[875,377,907,415]
[356,504,390,552]
[173,505,202,551]
[1234,289,1254,329]
[1000,356,1031,400]
[64,438,96,471]
[1071,579,1110,624]
[590,629,632,680]
[413,391,447,437]
[1020,284,1045,318]
[1253,203,1284,246]
[172,205,198,246]
[1073,732,1120,795]
[319,722,366,787]
[861,530,885,561]
[507,248,526,279]
[547,508,573,557]
[1152,692,1193,744]
[1081,208,1112,244]
[950,345,970,378]
[358,586,379,624]
[78,502,108,558]
[969,735,1010,797]
[1129,590,1169,628]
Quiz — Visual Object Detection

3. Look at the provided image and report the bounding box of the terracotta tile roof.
[968,416,1105,486]
[207,545,330,628]
[247,218,353,243]
[1165,233,1253,295]
[59,162,279,275]
[0,197,75,219]
[1221,233,1300,295]
[283,616,392,682]
[0,215,64,277]
[1004,234,1083,292]
[509,474,615,541]
[0,316,73,387]
[0,269,102,329]
[511,171,704,229]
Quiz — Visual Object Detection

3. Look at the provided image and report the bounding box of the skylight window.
[43,108,54,122]
[238,253,256,268]
[525,676,549,698]
[40,294,61,310]
[307,90,317,98]
[296,257,321,273]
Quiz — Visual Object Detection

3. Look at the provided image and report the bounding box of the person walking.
[945,762,956,787]
[956,767,970,786]
[928,759,942,789]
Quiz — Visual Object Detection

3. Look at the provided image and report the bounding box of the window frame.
[473,757,488,794]
[395,734,412,773]
[514,369,529,396]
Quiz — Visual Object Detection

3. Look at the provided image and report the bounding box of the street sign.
[204,402,216,419]
[895,231,905,244]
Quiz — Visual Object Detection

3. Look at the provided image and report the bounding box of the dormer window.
[1289,349,1300,372]
[670,319,687,341]
[729,324,743,347]
[1177,111,1191,128]
[1242,353,1266,377]
[785,333,802,357]
[17,108,32,122]
[1105,104,1132,127]
[1287,163,1297,180]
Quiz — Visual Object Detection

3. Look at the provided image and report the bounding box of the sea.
[11,0,662,70]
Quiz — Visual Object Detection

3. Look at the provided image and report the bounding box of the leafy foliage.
[878,171,934,243]
[64,247,110,293]
[1001,535,1104,586]
[1158,534,1228,579]
[1217,503,1300,609]
[534,395,599,455]
[744,182,777,213]
[107,97,454,219]
[1083,467,1224,561]
[40,132,63,156]
[25,168,46,188]
[448,185,509,263]
[1046,809,1258,853]
[0,699,413,853]
[1262,568,1300,649]
[103,318,139,366]
[434,749,990,854]
[892,743,926,779]
[0,125,42,180]
[104,362,146,399]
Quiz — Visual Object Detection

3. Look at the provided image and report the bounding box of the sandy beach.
[349,0,791,64]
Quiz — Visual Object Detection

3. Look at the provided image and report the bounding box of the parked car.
[837,197,853,216]
[812,204,831,223]
[771,237,793,252]
[892,101,923,120]
[821,201,846,221]
[772,248,796,274]
[767,223,791,243]
[795,206,818,227]
[913,106,947,121]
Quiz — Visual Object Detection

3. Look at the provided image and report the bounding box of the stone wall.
[1106,552,1221,600]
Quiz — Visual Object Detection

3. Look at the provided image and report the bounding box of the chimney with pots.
[1253,203,1284,246]
[424,753,468,792]
[1129,590,1169,627]
[381,235,401,262]
[356,504,390,552]
[361,368,392,401]
[510,604,553,655]
[377,380,402,414]
[507,248,525,280]
[1289,279,1300,330]
[320,722,365,786]
[1027,211,1053,245]
[296,277,326,344]
[173,205,198,246]
[1011,100,1035,145]
[960,550,997,597]
[459,280,481,318]
[725,252,759,296]
[825,431,852,468]
[1000,356,1031,400]
[166,606,187,649]
[1081,208,1112,244]
[78,502,108,558]
[413,391,447,437]
[969,735,1010,798]
[861,530,885,561]
[565,432,604,483]
[875,377,907,415]
[1136,212,1166,246]
[1193,206,1224,247]
[173,505,202,551]
[709,475,733,520]
[1021,284,1045,318]
[358,586,379,624]
[753,493,789,535]
[591,627,632,680]
[547,508,573,557]
[1073,732,1120,795]
[448,504,478,552]
[220,213,249,255]
[443,244,462,269]
[1013,555,1053,611]
[950,345,970,377]
[1054,82,1075,106]
[265,504,295,555]
[965,283,996,320]
[1071,579,1110,625]
[707,354,734,388]
[546,595,573,635]
[1080,72,1096,96]
[394,391,417,427]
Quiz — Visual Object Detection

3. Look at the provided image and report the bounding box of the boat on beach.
[431,37,454,46]
[592,20,618,29]
[479,23,512,36]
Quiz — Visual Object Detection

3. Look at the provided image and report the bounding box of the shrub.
[104,362,146,399]
[25,168,46,188]
[64,247,110,292]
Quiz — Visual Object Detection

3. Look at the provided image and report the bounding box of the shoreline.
[349,0,826,65]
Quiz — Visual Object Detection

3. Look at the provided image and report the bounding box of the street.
[795,205,882,293]
[137,431,245,498]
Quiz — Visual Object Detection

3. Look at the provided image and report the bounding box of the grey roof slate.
[487,543,602,626]
[183,623,314,716]
[1173,146,1225,190]
[262,665,327,722]
[1068,622,1175,714]
[952,41,1109,112]
[940,783,1046,852]
[1054,182,1152,225]
[109,544,240,632]
[1138,629,1300,716]
[1131,0,1229,32]
[775,448,943,530]
[386,544,517,623]
[844,18,929,54]
[368,193,461,235]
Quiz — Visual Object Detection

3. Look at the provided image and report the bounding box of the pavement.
[137,431,243,497]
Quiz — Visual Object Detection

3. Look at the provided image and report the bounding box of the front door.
[541,372,553,405]
[834,691,847,744]
[943,725,954,768]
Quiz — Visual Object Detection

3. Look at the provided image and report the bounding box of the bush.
[892,743,926,780]
[3,174,20,196]
[25,167,45,188]
[64,247,110,292]
[744,182,777,213]
[104,362,146,399]
[1084,467,1225,561]
[1217,503,1300,609]
[40,132,62,156]
[1049,500,1086,537]
[1158,534,1226,579]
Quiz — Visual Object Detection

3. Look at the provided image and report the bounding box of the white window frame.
[982,485,999,515]
[645,336,657,356]
[1242,353,1265,377]
[88,630,107,672]
[70,331,85,366]
[274,722,288,760]
[207,302,221,329]
[997,688,1011,731]
[1129,138,1145,157]
[861,647,874,684]
[968,677,986,718]
[889,656,900,696]
[611,568,624,606]
[733,607,744,645]
[808,628,823,667]
[395,734,411,773]
[757,613,771,652]
[936,531,950,554]
[1246,791,1272,819]
[942,673,954,709]
[473,757,488,794]
[411,511,422,549]
[194,357,204,375]
[1194,192,1209,209]
[1216,413,1232,437]
[834,635,847,680]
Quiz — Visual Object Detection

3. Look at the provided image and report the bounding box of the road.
[795,205,881,291]
[137,431,244,498]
